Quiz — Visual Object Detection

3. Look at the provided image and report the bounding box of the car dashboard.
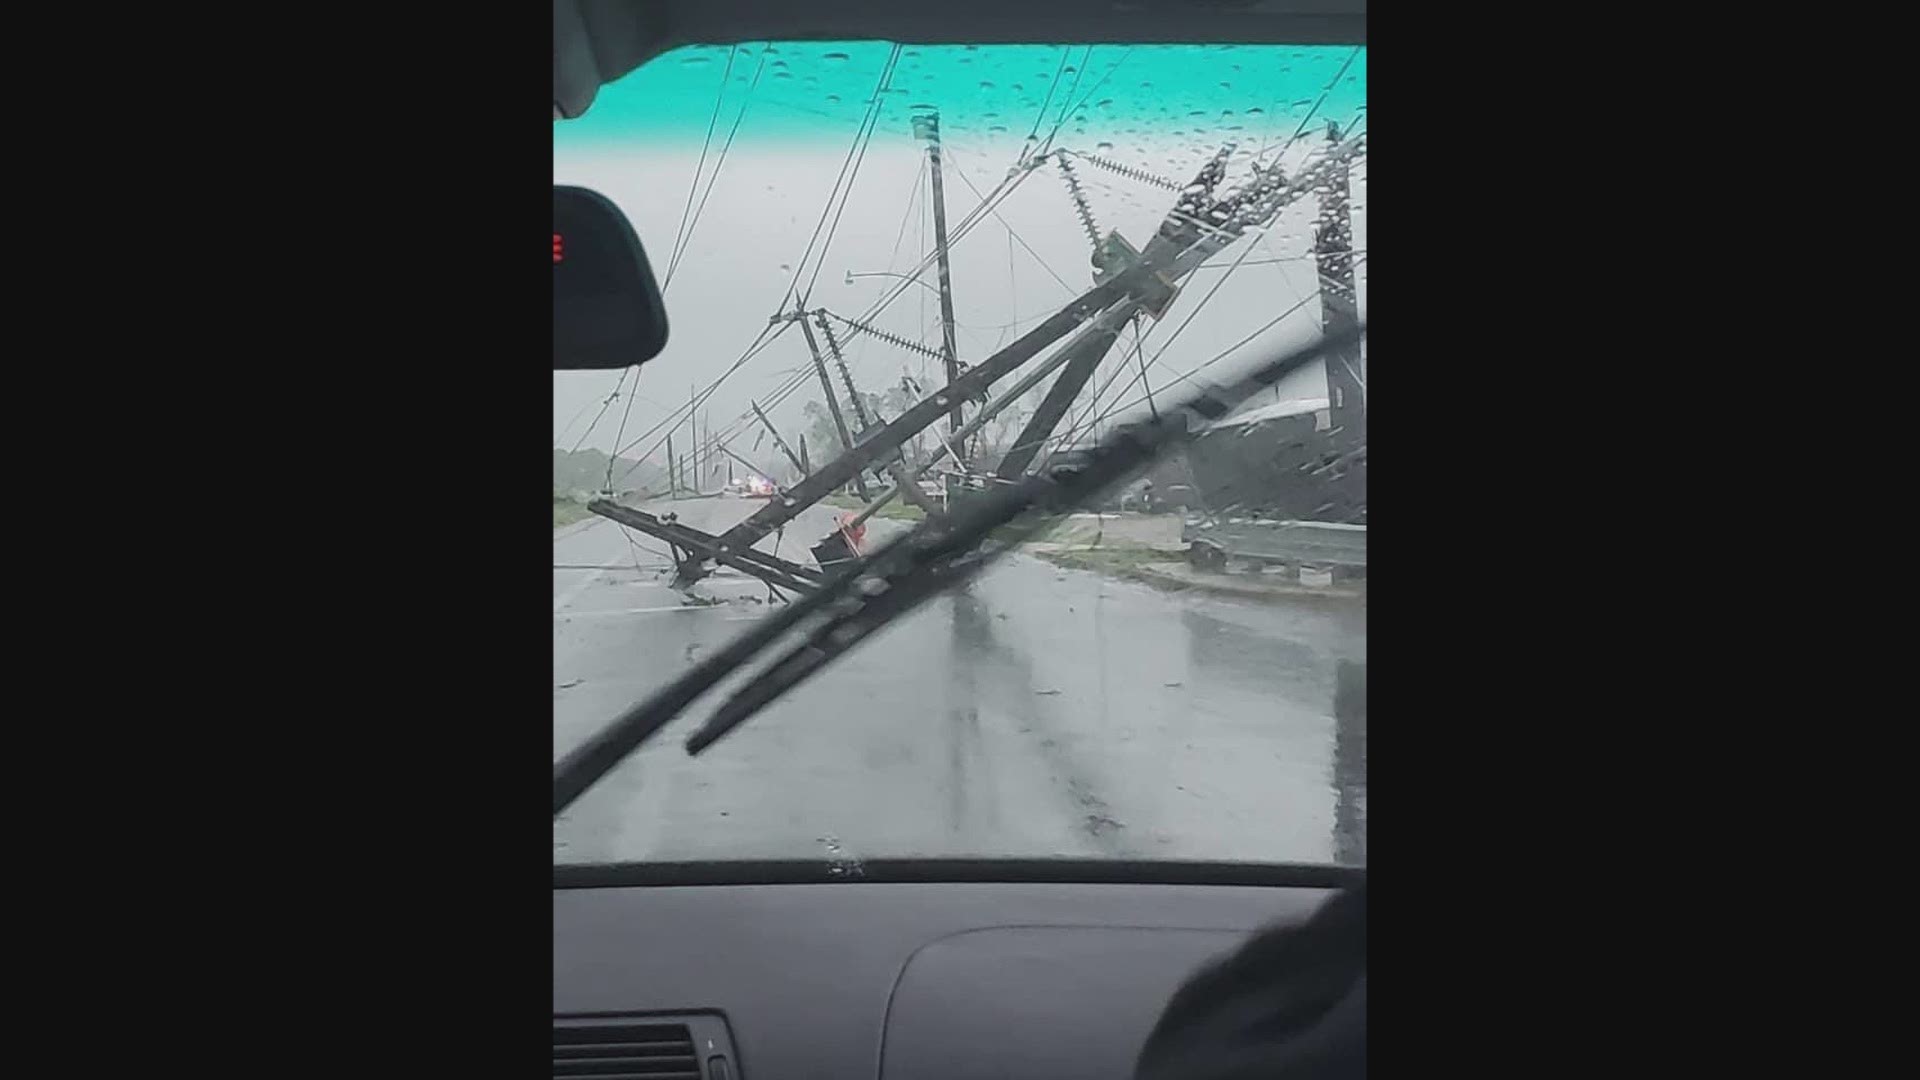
[554,863,1353,1079]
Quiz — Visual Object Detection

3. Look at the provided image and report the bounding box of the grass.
[1028,543,1170,575]
[553,495,593,529]
[823,492,927,523]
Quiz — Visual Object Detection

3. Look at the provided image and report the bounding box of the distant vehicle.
[722,475,776,498]
[1149,483,1195,513]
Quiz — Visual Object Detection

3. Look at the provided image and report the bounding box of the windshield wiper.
[683,323,1365,753]
[552,324,1362,816]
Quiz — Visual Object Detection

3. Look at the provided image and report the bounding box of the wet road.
[554,495,1366,867]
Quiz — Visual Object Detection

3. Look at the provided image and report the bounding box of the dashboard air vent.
[553,1019,702,1079]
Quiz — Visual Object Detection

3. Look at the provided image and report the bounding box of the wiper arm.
[681,324,1365,757]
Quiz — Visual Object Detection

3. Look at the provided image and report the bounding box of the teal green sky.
[556,42,1365,151]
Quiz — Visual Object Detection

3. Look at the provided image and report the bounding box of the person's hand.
[1135,884,1366,1080]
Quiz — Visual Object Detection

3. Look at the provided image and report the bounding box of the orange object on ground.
[835,512,866,552]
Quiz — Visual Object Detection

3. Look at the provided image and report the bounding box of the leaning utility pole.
[665,433,678,498]
[913,110,965,451]
[704,409,715,489]
[749,400,806,477]
[815,312,872,432]
[791,310,868,499]
[1311,120,1365,524]
[1315,122,1362,413]
[812,309,943,517]
[686,385,699,495]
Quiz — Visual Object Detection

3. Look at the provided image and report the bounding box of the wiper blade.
[681,323,1365,757]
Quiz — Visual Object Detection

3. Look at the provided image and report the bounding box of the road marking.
[554,605,715,619]
[553,560,621,612]
[553,515,610,542]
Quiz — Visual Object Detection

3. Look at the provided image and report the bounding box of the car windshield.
[554,41,1366,869]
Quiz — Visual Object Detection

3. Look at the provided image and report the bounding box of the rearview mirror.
[554,185,668,369]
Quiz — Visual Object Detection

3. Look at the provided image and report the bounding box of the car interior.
[553,3,1367,1077]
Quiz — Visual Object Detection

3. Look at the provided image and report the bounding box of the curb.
[1030,548,1364,605]
[1134,564,1365,605]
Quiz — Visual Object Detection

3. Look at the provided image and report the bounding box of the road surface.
[554,495,1366,867]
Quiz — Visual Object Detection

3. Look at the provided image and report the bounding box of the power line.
[1022,47,1072,157]
[1037,128,1372,456]
[1054,46,1134,143]
[1128,314,1157,421]
[799,45,899,306]
[885,155,927,275]
[662,44,739,289]
[667,45,771,289]
[650,134,1044,469]
[780,44,902,315]
[809,159,1035,371]
[609,319,792,483]
[568,366,633,454]
[1038,45,1094,156]
[614,48,909,485]
[944,148,1077,296]
[730,117,1279,469]
[1007,228,1017,352]
[1120,112,1366,370]
[607,364,643,489]
[1052,255,1367,450]
[1081,235,1343,443]
[1259,46,1361,167]
[555,374,618,444]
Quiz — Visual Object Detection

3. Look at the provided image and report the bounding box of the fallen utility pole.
[992,315,1124,481]
[846,304,1136,529]
[995,144,1237,481]
[625,264,1159,587]
[588,499,822,595]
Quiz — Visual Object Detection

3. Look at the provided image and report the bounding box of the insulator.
[1065,150,1182,192]
[1054,156,1104,253]
[817,309,946,363]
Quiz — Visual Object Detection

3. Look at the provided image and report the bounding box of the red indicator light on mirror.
[553,233,564,264]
